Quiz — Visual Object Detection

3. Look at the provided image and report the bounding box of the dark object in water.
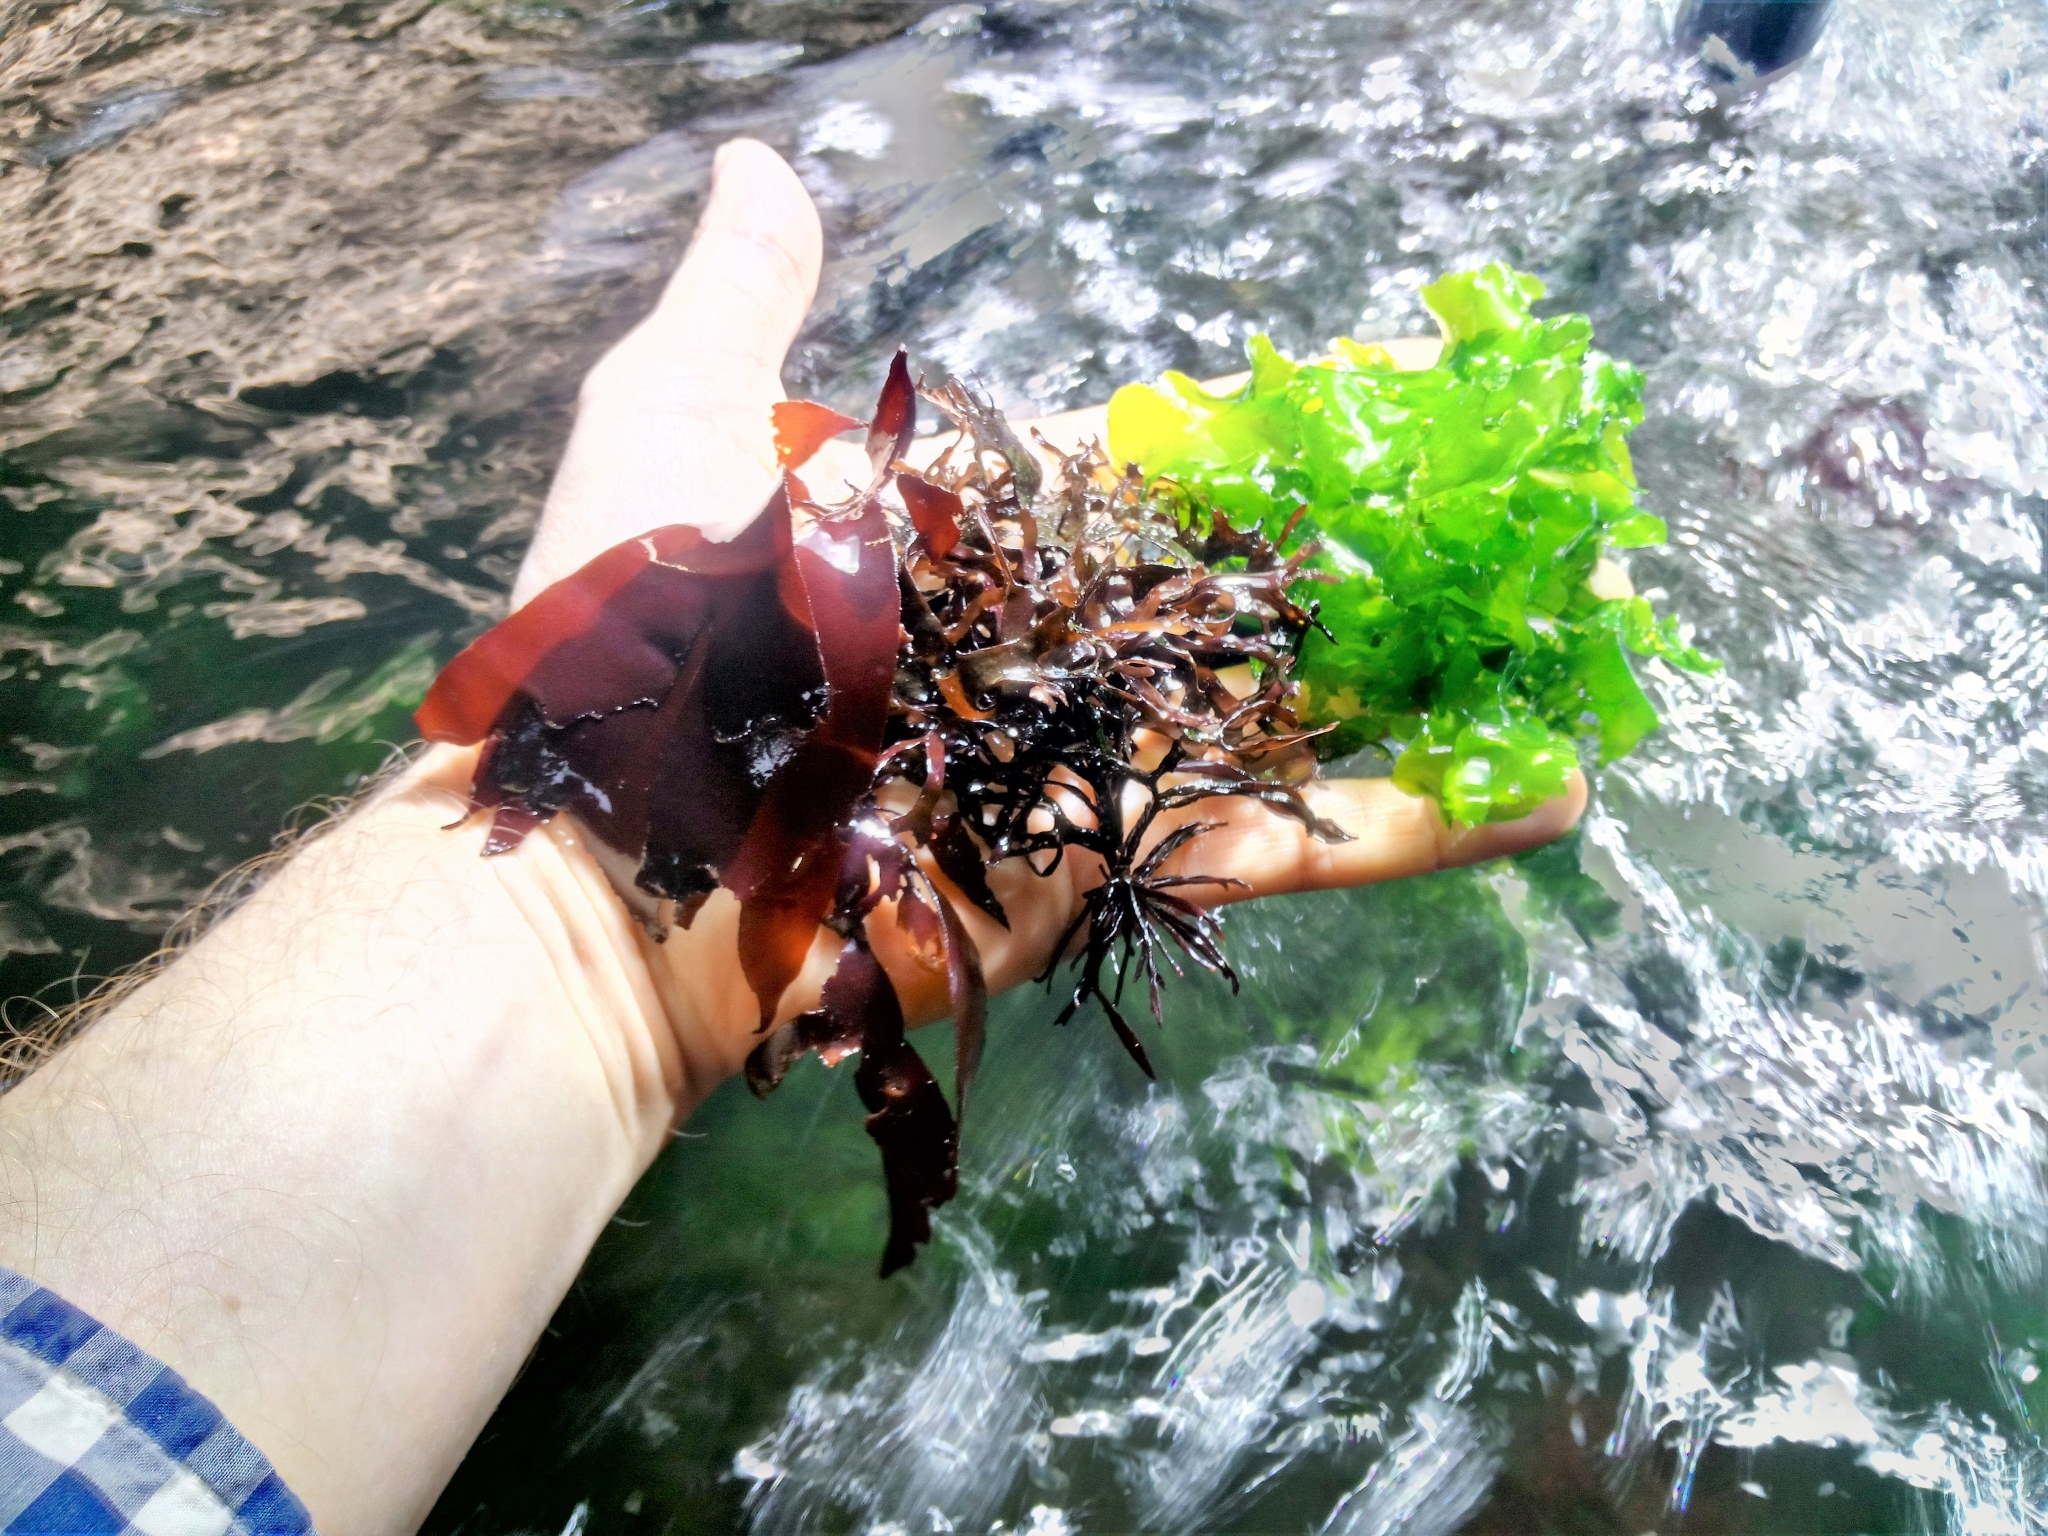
[1676,0,1834,86]
[416,355,1347,1275]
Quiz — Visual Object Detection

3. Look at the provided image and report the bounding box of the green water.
[4,0,2047,1531]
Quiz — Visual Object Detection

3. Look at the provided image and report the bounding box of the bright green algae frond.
[1107,263,1719,825]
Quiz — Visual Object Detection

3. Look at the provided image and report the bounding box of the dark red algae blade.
[718,356,915,1026]
[743,989,866,1098]
[812,938,958,1277]
[417,511,783,745]
[866,349,918,480]
[928,814,1007,927]
[933,892,987,1119]
[896,472,964,559]
[722,487,904,1027]
[418,498,820,875]
[744,822,911,1096]
[421,374,911,1026]
[771,399,863,469]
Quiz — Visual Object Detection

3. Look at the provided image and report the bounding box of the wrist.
[393,745,701,1145]
[394,745,845,1122]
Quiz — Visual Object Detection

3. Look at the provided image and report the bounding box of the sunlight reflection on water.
[3,0,2047,1529]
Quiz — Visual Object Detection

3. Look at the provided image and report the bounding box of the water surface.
[3,0,2046,1531]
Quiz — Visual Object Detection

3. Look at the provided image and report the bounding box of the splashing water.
[5,0,2048,1531]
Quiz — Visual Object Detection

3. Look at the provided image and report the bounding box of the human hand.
[476,137,1586,1095]
[0,136,1581,1533]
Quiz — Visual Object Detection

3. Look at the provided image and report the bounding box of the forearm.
[0,749,700,1533]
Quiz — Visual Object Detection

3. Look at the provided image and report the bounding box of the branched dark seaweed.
[740,374,1353,1268]
[874,381,1345,1052]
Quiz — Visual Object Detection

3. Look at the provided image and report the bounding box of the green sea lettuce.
[1107,263,1718,825]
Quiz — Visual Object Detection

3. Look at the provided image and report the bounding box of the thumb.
[514,138,824,606]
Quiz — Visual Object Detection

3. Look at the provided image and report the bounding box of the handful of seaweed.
[416,264,1715,1274]
[416,355,1346,1274]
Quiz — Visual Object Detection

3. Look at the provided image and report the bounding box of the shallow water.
[5,0,2048,1531]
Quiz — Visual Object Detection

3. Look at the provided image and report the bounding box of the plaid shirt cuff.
[0,1268,314,1535]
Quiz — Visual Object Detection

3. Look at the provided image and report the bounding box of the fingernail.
[707,140,778,229]
[1438,774,1587,866]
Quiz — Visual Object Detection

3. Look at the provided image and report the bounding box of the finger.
[639,139,823,375]
[1159,772,1589,902]
[515,138,824,605]
[867,775,1588,1031]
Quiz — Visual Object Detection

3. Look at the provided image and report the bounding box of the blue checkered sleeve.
[0,1268,313,1536]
